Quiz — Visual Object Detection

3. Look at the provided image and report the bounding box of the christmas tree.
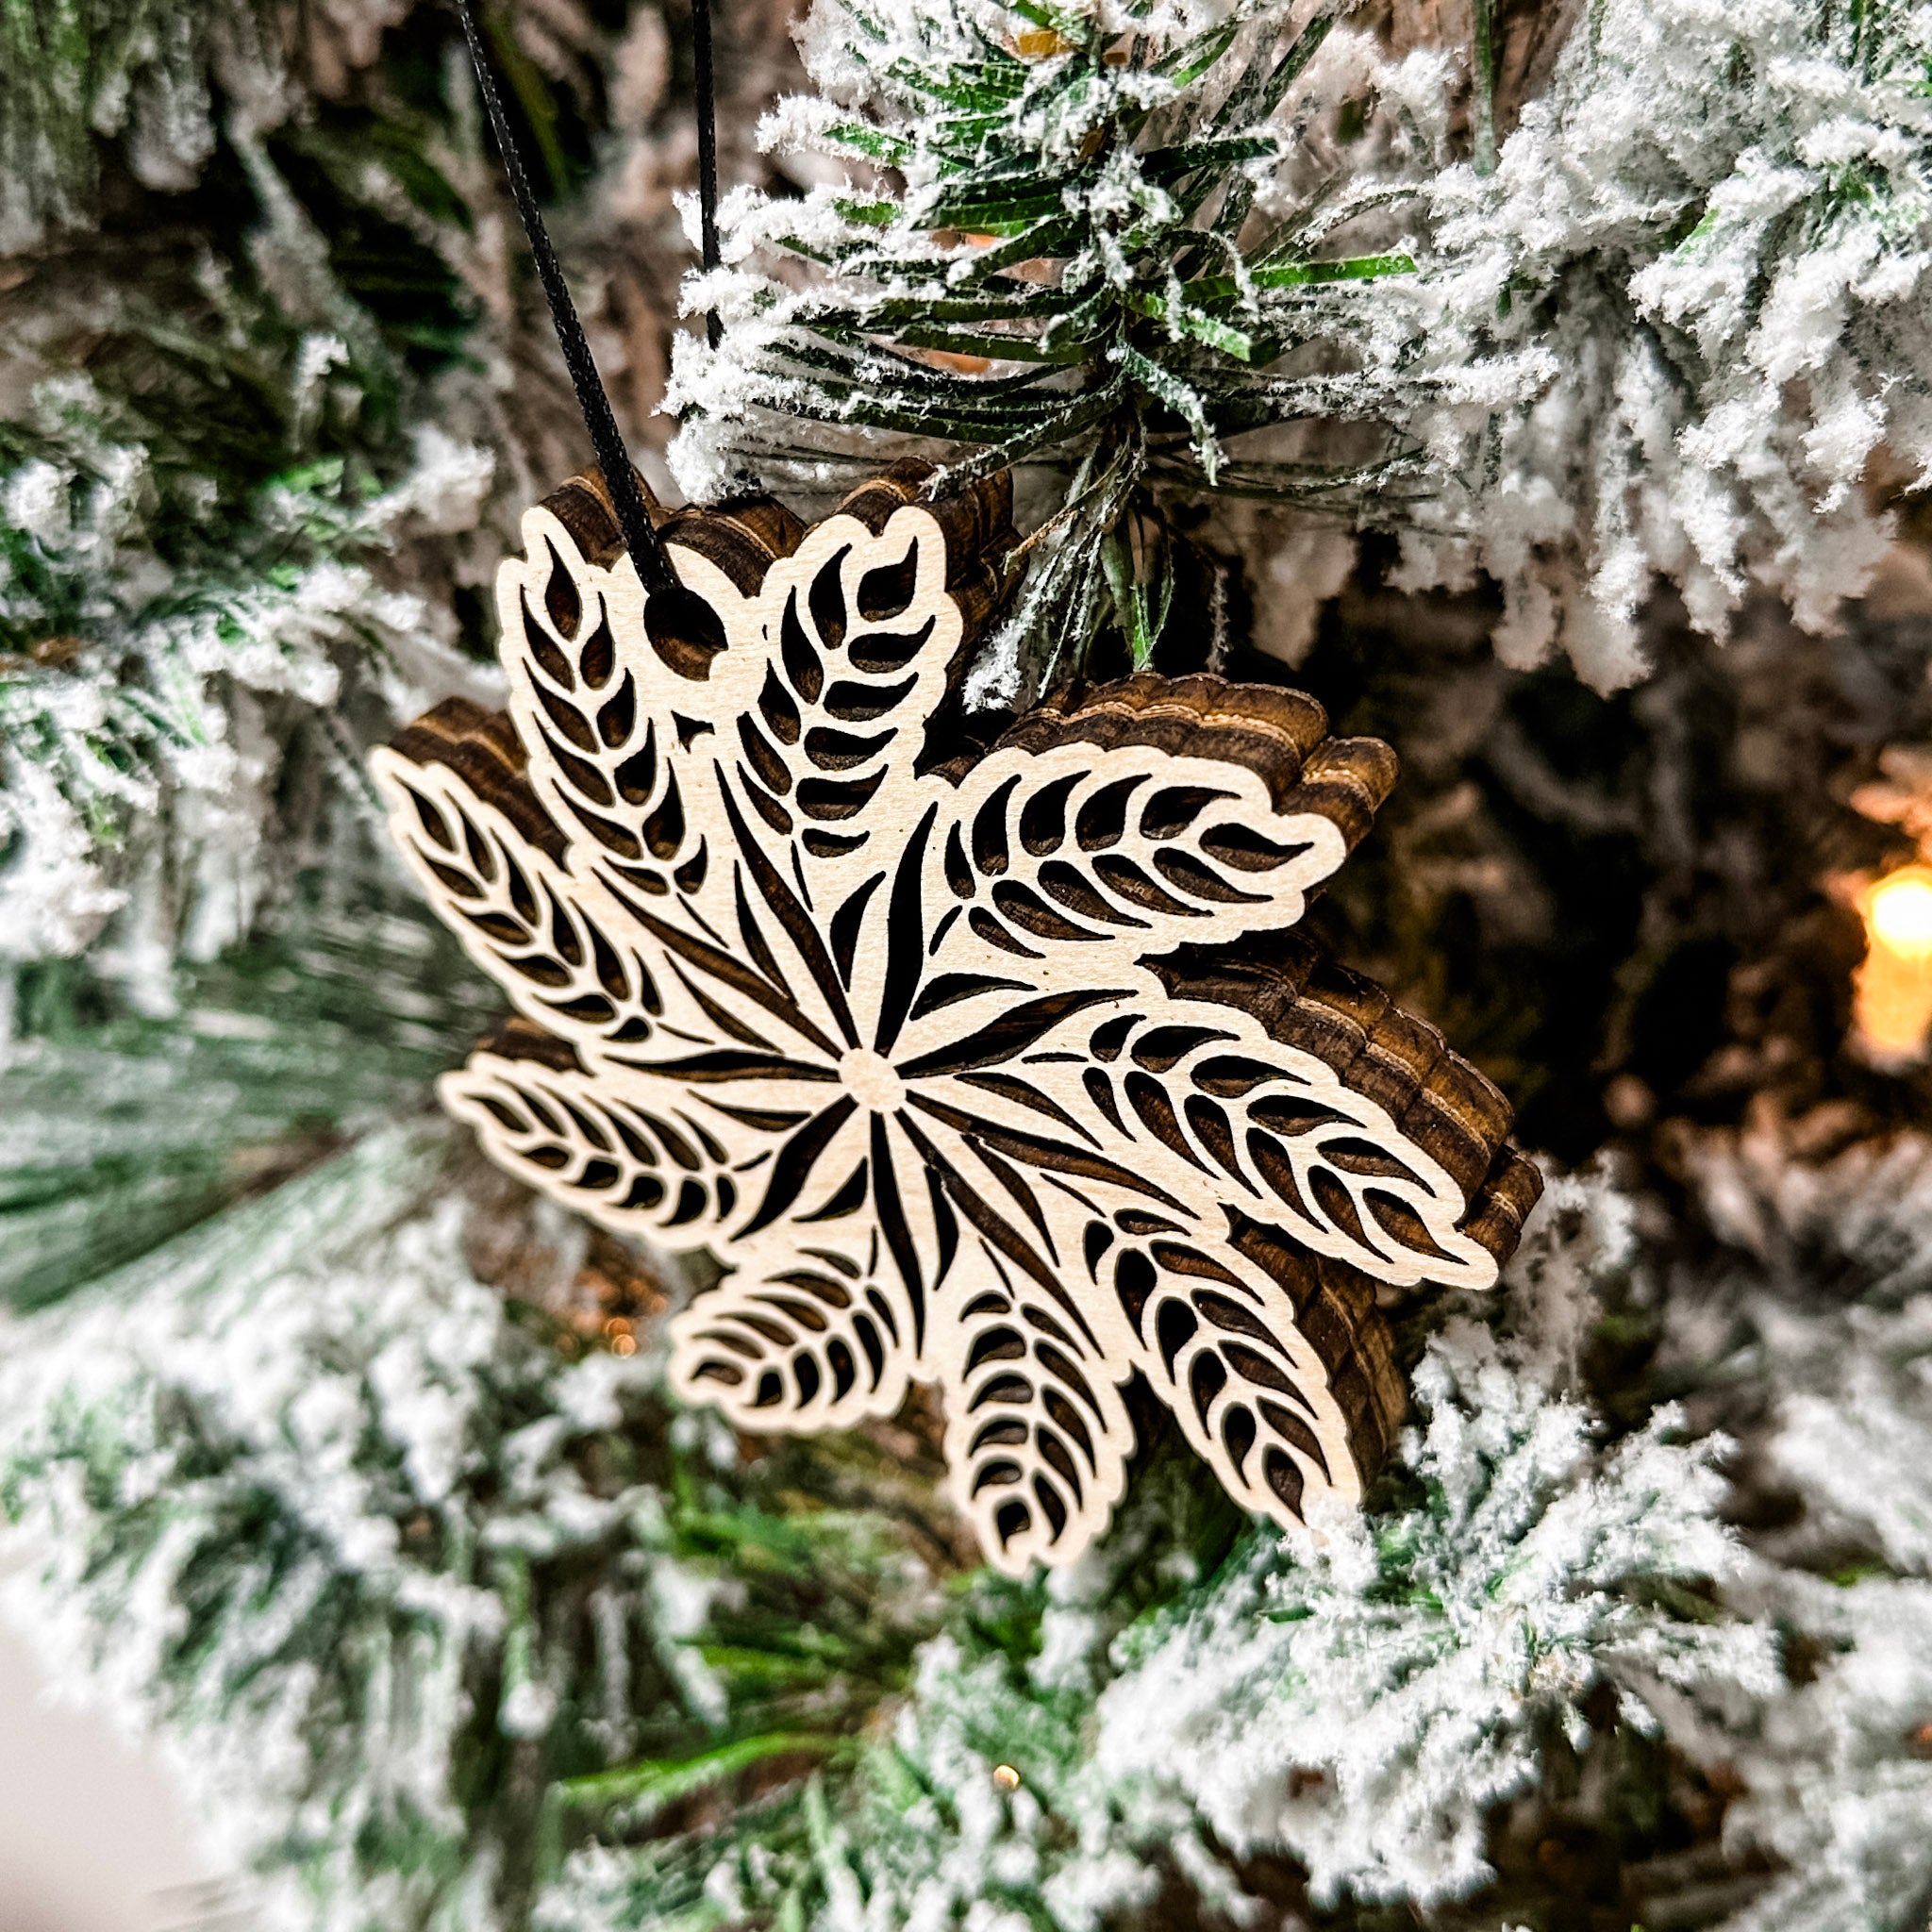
[5,1,1932,1928]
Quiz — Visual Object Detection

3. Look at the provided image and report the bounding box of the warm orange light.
[1855,866,1932,1059]
[1871,871,1932,955]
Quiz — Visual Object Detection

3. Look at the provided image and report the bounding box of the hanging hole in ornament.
[644,580,727,679]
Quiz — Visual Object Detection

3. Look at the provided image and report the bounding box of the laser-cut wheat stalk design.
[373,463,1541,1574]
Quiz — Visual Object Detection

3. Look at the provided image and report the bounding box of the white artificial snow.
[0,1127,668,1932]
[1095,1169,1778,1908]
[0,370,498,972]
[671,0,1932,693]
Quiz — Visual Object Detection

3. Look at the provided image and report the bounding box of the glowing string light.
[1855,866,1932,1059]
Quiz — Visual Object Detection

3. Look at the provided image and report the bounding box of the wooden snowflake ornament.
[373,462,1542,1574]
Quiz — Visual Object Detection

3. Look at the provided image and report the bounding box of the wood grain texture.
[373,460,1543,1574]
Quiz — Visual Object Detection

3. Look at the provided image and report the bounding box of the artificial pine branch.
[668,0,1432,692]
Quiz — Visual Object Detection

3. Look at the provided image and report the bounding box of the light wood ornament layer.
[372,460,1543,1575]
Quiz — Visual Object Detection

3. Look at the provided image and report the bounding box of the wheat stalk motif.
[373,462,1541,1574]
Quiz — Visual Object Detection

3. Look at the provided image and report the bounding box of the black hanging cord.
[452,0,678,596]
[692,0,723,349]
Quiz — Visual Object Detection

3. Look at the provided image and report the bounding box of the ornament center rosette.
[373,461,1541,1574]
